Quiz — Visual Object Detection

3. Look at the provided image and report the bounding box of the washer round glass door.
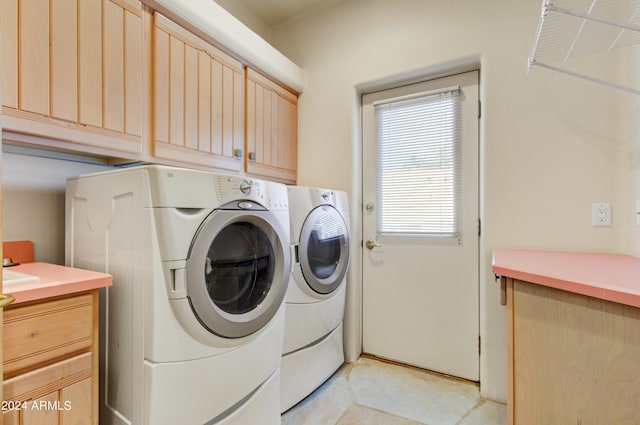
[299,205,350,294]
[186,209,290,338]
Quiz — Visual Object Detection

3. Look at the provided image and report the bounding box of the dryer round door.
[299,205,350,294]
[186,209,290,338]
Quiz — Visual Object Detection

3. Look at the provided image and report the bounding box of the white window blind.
[374,87,461,237]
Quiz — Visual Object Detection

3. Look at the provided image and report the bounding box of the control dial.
[239,180,253,195]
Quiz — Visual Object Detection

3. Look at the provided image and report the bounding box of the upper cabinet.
[246,69,298,184]
[1,2,299,183]
[1,0,144,156]
[153,13,245,172]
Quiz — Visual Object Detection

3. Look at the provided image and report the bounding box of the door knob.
[365,240,382,250]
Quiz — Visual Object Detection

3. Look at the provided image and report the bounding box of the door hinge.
[478,335,481,355]
[478,218,481,237]
[478,100,481,119]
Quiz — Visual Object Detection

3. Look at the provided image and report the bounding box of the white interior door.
[362,70,479,381]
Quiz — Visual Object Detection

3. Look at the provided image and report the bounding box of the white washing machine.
[280,186,350,413]
[65,165,291,425]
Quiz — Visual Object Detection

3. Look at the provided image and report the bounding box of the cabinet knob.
[0,293,16,308]
[234,149,243,158]
[249,152,256,161]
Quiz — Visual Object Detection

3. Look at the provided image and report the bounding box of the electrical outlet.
[592,202,611,226]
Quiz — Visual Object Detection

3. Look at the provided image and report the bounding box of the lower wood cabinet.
[507,279,640,425]
[2,291,98,425]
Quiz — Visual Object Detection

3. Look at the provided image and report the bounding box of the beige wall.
[620,52,640,257]
[269,0,638,401]
[2,153,111,265]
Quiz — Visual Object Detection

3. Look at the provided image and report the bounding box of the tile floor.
[281,356,507,425]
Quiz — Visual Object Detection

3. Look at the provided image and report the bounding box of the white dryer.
[280,186,350,412]
[65,165,290,425]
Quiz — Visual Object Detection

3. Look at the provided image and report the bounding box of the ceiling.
[222,0,340,27]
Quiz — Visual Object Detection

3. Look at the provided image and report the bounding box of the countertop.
[2,262,112,305]
[492,248,640,308]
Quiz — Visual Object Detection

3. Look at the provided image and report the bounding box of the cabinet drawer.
[3,294,94,376]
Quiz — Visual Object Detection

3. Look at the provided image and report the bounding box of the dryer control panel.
[216,176,288,210]
[316,189,335,205]
[216,176,263,201]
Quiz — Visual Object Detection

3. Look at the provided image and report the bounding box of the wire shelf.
[529,0,640,95]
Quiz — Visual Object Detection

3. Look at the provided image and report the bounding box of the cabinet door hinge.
[478,335,481,355]
[478,100,481,119]
[478,218,481,237]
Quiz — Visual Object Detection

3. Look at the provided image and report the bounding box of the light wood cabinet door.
[508,279,640,425]
[246,68,298,184]
[60,377,92,425]
[21,392,60,425]
[3,410,19,425]
[3,291,99,425]
[1,0,143,156]
[153,13,245,172]
[3,354,93,425]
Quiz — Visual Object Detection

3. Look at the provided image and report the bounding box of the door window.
[374,87,461,238]
[205,222,274,314]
